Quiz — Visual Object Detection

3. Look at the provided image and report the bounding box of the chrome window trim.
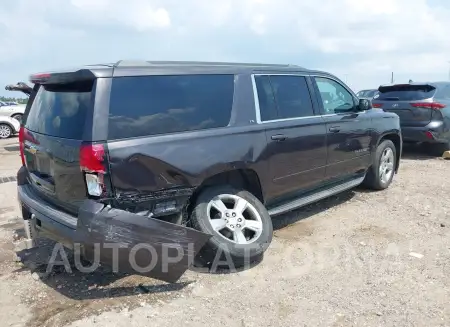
[251,73,316,124]
[250,74,262,124]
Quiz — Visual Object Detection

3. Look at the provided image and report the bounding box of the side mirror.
[358,98,372,111]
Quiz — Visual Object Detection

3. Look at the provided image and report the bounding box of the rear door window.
[254,75,314,121]
[108,74,235,140]
[25,81,93,139]
[377,85,436,101]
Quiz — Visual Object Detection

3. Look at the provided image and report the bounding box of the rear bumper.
[401,121,449,143]
[18,183,77,249]
[17,166,211,283]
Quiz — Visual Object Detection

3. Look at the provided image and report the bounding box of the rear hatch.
[373,84,441,127]
[21,75,100,215]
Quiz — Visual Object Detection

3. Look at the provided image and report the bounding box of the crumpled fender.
[75,200,212,283]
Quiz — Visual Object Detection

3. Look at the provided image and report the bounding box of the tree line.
[0,96,28,104]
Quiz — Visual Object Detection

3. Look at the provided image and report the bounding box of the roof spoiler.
[378,83,435,93]
[29,69,96,84]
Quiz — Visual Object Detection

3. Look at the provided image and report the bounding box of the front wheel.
[0,124,12,139]
[363,140,397,190]
[190,185,273,269]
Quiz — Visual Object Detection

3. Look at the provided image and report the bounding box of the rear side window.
[377,85,436,101]
[25,81,93,139]
[108,75,234,140]
[255,75,314,121]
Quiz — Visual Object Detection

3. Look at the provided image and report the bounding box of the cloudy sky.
[1,0,450,97]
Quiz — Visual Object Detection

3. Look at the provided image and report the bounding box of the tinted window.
[254,75,278,121]
[376,84,436,101]
[108,75,234,139]
[314,77,355,114]
[258,75,314,120]
[25,81,93,139]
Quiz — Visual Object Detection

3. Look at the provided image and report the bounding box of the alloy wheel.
[379,147,394,184]
[206,194,263,244]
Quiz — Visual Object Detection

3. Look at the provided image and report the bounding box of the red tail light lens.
[411,102,446,110]
[425,131,435,140]
[372,103,383,108]
[80,143,106,173]
[30,73,51,83]
[19,127,25,166]
[80,143,107,197]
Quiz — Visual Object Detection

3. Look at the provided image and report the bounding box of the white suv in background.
[0,101,26,123]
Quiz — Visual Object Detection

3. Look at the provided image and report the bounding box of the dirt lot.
[0,137,449,327]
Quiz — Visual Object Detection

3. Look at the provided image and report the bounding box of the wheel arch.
[189,168,264,209]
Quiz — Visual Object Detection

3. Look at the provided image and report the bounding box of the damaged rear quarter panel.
[107,125,269,203]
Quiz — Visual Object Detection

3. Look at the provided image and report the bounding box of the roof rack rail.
[114,60,303,68]
[114,60,154,67]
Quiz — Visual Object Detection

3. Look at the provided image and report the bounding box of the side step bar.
[268,176,365,216]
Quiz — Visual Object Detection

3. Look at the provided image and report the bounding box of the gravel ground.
[0,139,449,327]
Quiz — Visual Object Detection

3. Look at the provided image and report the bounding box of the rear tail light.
[372,103,383,108]
[19,127,25,166]
[19,127,39,166]
[80,143,107,197]
[411,102,446,110]
[425,131,435,140]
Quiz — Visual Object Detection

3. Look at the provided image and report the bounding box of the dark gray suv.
[15,60,402,283]
[372,82,450,155]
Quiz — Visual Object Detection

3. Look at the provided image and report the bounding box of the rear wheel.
[190,185,273,269]
[0,124,12,139]
[363,140,397,190]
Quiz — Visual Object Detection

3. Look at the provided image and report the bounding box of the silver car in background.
[0,115,20,139]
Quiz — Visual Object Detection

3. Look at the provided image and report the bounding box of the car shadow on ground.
[272,190,355,231]
[401,143,441,160]
[12,234,190,301]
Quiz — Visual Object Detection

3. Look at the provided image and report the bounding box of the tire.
[0,124,12,139]
[363,140,397,190]
[190,185,273,269]
[11,114,23,123]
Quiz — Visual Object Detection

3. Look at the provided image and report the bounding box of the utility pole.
[391,72,394,84]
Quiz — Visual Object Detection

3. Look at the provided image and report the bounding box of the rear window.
[377,84,436,101]
[108,74,235,140]
[25,81,93,139]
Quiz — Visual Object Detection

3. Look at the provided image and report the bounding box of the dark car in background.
[356,89,379,100]
[372,82,450,155]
